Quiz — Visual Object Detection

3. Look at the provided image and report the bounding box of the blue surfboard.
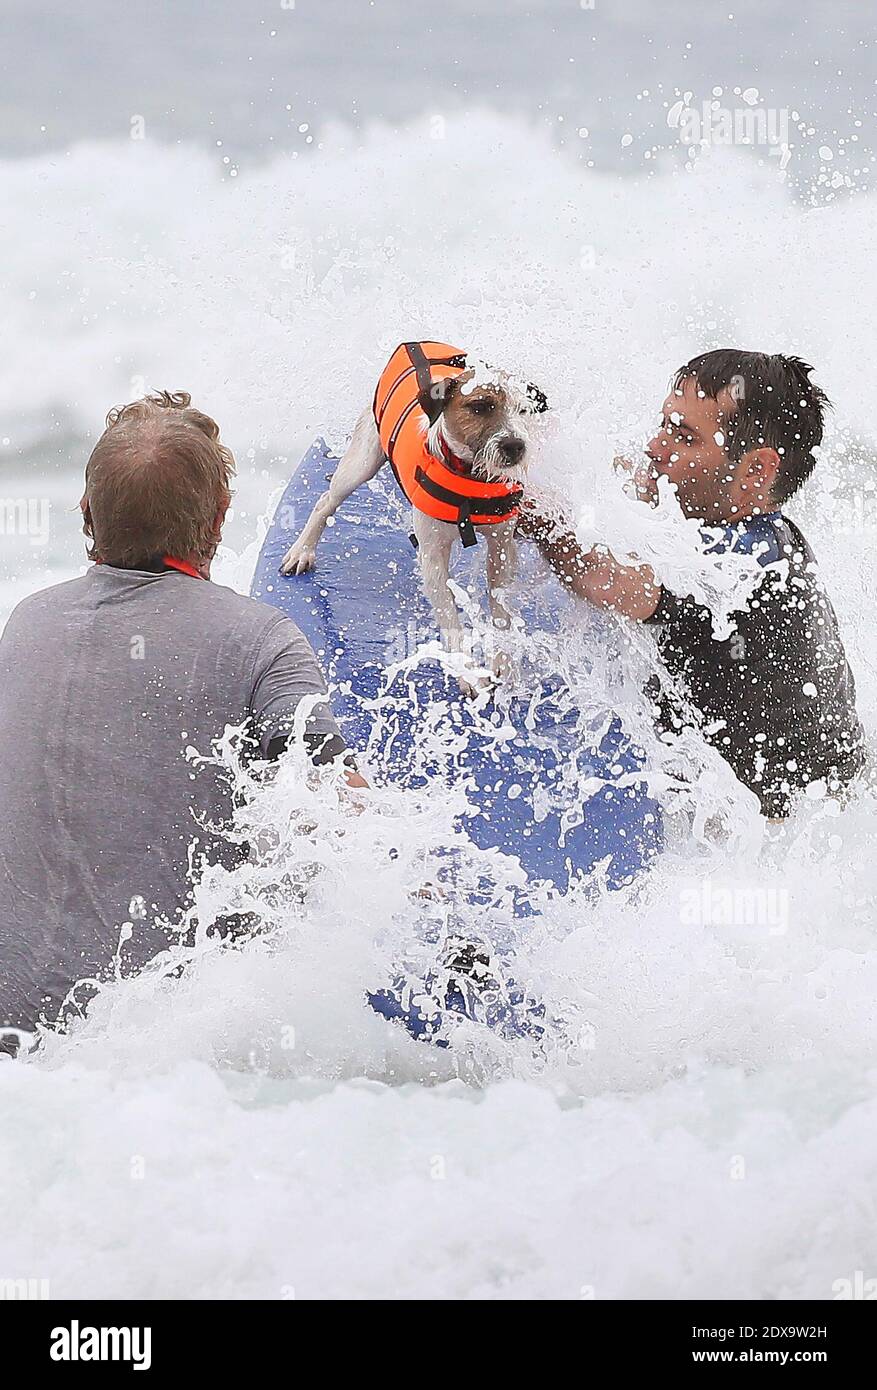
[251,440,660,1042]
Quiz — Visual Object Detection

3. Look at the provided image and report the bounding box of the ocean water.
[1,6,877,1301]
[2,0,875,187]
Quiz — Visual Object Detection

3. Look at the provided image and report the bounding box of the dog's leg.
[412,511,483,698]
[412,511,461,650]
[280,409,384,574]
[485,521,518,681]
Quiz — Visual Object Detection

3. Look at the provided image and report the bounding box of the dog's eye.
[467,399,495,415]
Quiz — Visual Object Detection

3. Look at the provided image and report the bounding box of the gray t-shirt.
[0,564,340,1030]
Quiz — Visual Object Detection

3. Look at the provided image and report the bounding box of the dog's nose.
[500,437,526,465]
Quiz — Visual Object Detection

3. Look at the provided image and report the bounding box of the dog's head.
[424,363,548,486]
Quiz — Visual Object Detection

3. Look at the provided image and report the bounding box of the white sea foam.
[0,116,875,1299]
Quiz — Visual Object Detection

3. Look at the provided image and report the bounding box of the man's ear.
[739,446,781,502]
[419,375,457,425]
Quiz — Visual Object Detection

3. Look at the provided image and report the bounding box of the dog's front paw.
[457,669,495,701]
[279,541,317,575]
[491,649,513,683]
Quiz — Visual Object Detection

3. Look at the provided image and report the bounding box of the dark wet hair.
[673,350,831,506]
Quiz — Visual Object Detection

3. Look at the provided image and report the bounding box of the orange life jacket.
[372,340,523,548]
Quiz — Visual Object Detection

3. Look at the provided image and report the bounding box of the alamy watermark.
[668,92,790,165]
[0,497,51,546]
[384,618,509,669]
[50,1321,152,1371]
[827,490,877,536]
[832,1270,877,1300]
[0,1276,50,1300]
[680,878,789,935]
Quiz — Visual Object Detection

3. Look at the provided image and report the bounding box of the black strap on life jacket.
[413,465,523,548]
[405,342,468,423]
[457,499,477,549]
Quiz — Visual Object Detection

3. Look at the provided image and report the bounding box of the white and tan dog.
[280,340,546,693]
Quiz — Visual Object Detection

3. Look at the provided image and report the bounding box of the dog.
[280,341,546,694]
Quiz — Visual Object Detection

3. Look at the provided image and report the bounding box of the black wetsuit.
[645,512,865,818]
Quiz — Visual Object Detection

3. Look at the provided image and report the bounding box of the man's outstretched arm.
[517,504,662,621]
[254,616,369,788]
[265,731,369,788]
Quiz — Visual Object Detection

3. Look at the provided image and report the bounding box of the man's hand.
[614,453,659,506]
[514,493,561,545]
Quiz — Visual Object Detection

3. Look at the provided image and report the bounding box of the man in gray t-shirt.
[0,391,353,1035]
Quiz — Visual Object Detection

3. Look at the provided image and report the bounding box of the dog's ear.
[420,374,458,424]
[525,382,549,413]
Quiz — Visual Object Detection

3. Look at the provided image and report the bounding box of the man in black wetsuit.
[520,350,865,819]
